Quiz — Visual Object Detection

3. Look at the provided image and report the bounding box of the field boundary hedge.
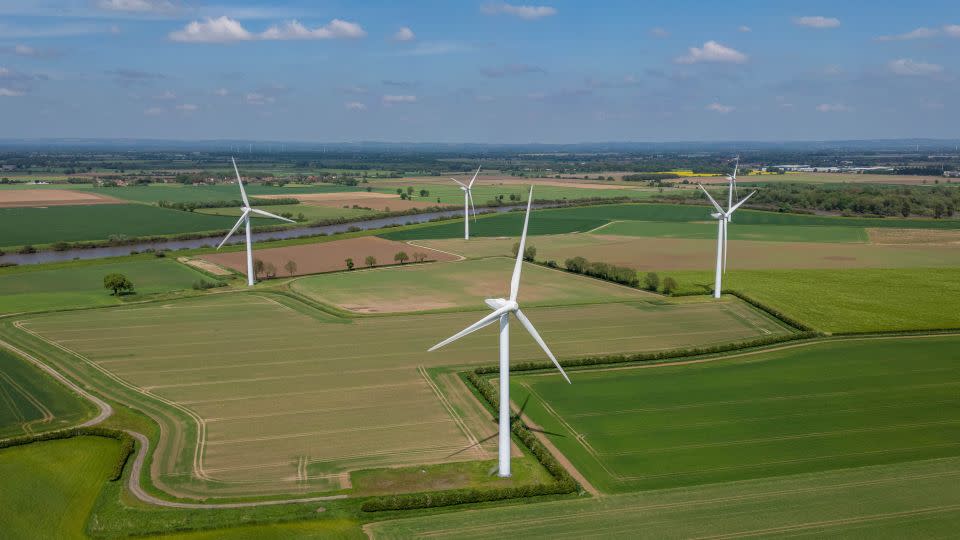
[0,427,135,481]
[360,372,578,512]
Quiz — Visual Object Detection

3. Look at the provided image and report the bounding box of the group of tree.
[563,256,639,288]
[643,272,678,294]
[158,197,300,212]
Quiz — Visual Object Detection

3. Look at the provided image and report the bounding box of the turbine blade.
[733,155,739,181]
[723,218,728,274]
[232,157,250,207]
[468,190,477,221]
[514,309,570,384]
[468,165,482,188]
[450,178,467,188]
[697,184,724,214]
[728,190,756,214]
[509,187,534,302]
[217,211,249,249]
[428,306,509,352]
[249,207,295,223]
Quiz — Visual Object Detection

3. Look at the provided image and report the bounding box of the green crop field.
[596,220,869,243]
[0,204,242,248]
[5,289,786,499]
[0,258,216,314]
[0,349,94,437]
[291,257,656,313]
[197,203,375,222]
[0,436,121,539]
[510,335,960,493]
[95,183,361,204]
[665,267,960,333]
[372,184,654,206]
[367,455,960,539]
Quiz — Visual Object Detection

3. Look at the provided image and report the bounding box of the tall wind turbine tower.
[698,182,755,299]
[450,166,481,239]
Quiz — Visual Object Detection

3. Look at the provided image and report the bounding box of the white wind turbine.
[450,165,481,240]
[723,155,740,273]
[216,157,295,287]
[429,186,570,477]
[698,182,755,299]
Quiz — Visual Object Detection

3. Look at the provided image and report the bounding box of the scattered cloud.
[382,94,416,105]
[96,0,176,14]
[106,68,165,86]
[390,41,467,56]
[143,107,163,115]
[675,41,747,64]
[175,103,198,112]
[345,101,367,111]
[793,16,840,29]
[154,90,177,100]
[0,87,24,97]
[650,27,669,38]
[888,58,944,77]
[945,25,960,38]
[169,16,252,43]
[244,92,275,105]
[481,63,545,78]
[816,103,851,113]
[341,85,368,94]
[213,87,228,96]
[585,75,640,89]
[475,95,495,103]
[261,19,366,40]
[382,79,416,88]
[823,64,843,75]
[393,26,415,42]
[738,25,752,33]
[481,2,557,20]
[3,44,59,58]
[876,27,939,41]
[706,102,734,114]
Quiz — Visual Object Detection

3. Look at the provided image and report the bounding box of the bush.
[192,279,223,290]
[643,272,660,291]
[661,276,678,295]
[154,250,166,258]
[17,245,36,254]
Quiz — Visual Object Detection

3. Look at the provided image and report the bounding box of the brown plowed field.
[200,236,458,277]
[0,189,125,207]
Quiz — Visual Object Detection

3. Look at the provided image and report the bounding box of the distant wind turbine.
[216,158,294,287]
[698,182,755,299]
[450,166,481,239]
[724,155,740,272]
[428,186,570,477]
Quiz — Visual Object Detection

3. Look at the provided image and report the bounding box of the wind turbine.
[450,166,481,240]
[216,157,295,287]
[428,186,570,477]
[723,155,740,273]
[698,183,755,299]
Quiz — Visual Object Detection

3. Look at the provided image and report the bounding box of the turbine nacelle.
[485,298,517,311]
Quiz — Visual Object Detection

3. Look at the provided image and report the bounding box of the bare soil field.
[867,227,960,245]
[200,236,458,277]
[0,189,125,207]
[259,192,453,211]
[417,233,960,271]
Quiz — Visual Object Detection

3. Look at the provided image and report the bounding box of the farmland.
[7,290,787,499]
[594,220,869,243]
[0,349,94,438]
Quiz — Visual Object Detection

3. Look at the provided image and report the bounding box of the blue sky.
[0,0,958,143]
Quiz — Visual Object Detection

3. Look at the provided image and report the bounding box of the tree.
[284,260,298,276]
[264,262,277,279]
[419,189,430,197]
[365,255,377,267]
[396,188,403,195]
[253,258,266,279]
[662,276,679,295]
[103,273,134,296]
[406,186,414,196]
[345,257,355,270]
[565,256,588,273]
[643,272,660,292]
[413,252,427,263]
[523,245,536,261]
[900,201,911,218]
[394,251,409,264]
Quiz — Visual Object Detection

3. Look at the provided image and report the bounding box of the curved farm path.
[405,240,466,261]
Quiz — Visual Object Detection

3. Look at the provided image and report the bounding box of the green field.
[372,183,654,206]
[665,267,960,333]
[0,204,241,248]
[367,455,960,539]
[291,257,655,313]
[94,183,361,204]
[596,220,869,243]
[197,203,375,222]
[511,336,960,493]
[0,258,216,314]
[0,436,121,539]
[0,349,94,438]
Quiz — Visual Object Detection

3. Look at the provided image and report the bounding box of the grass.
[596,220,869,243]
[196,203,376,222]
[0,436,121,539]
[0,204,241,248]
[371,184,653,206]
[94,183,361,204]
[366,455,960,538]
[350,457,551,496]
[664,267,960,333]
[512,335,960,494]
[290,258,655,313]
[8,291,785,499]
[149,521,365,539]
[0,258,216,314]
[0,349,95,438]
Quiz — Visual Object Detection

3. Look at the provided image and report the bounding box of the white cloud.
[244,92,275,105]
[169,16,252,43]
[345,101,366,111]
[675,41,747,64]
[0,87,24,96]
[706,102,734,114]
[650,27,669,38]
[96,0,176,13]
[945,25,960,38]
[0,67,9,77]
[13,44,36,56]
[382,94,416,105]
[391,41,467,56]
[481,63,544,78]
[876,27,939,41]
[888,58,943,77]
[738,25,752,33]
[816,103,851,113]
[261,19,366,40]
[475,95,495,103]
[213,87,228,96]
[481,2,557,20]
[143,106,163,115]
[175,103,198,112]
[393,26,415,42]
[794,16,840,29]
[154,90,176,100]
